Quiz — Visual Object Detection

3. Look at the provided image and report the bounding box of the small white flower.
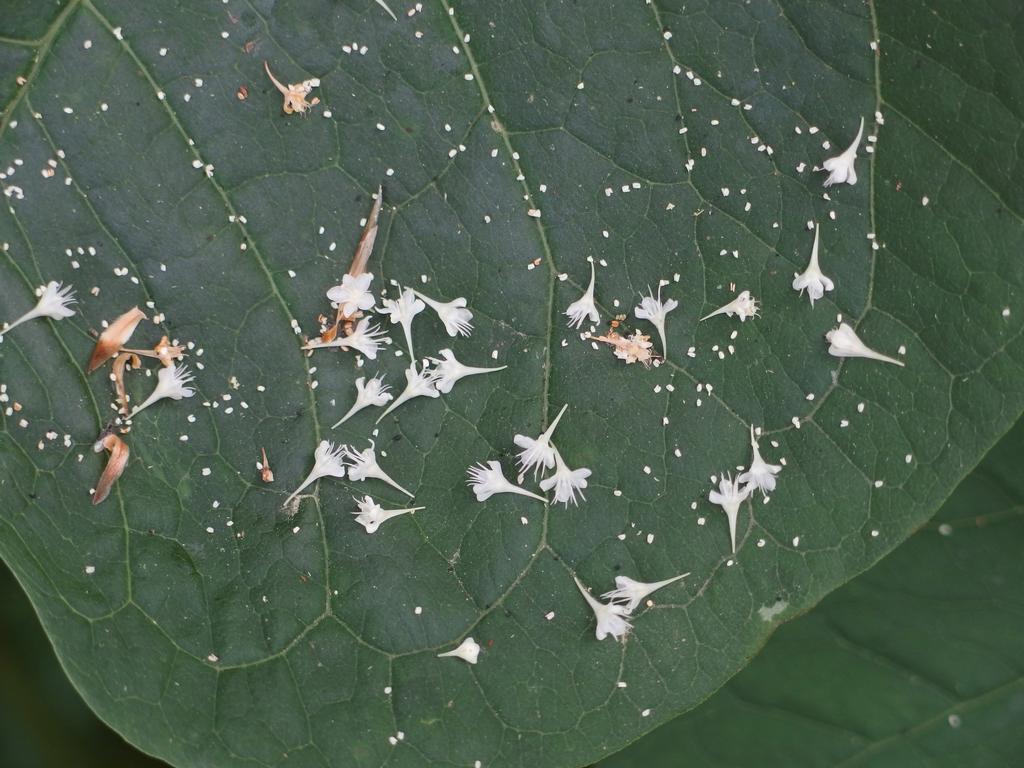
[466,461,547,502]
[331,374,393,428]
[428,348,506,394]
[1,281,76,339]
[538,447,591,507]
[344,440,414,498]
[700,290,759,323]
[573,575,632,642]
[376,362,440,422]
[352,494,423,533]
[326,272,376,316]
[792,224,834,306]
[414,291,474,337]
[513,403,569,479]
[437,637,481,664]
[565,260,600,329]
[302,317,388,360]
[820,116,864,188]
[634,282,678,356]
[129,363,195,418]
[379,287,425,358]
[826,322,904,367]
[709,472,751,554]
[282,440,347,509]
[601,572,690,614]
[738,425,782,497]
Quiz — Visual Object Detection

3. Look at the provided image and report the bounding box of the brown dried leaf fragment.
[92,432,129,505]
[264,61,320,115]
[88,307,147,372]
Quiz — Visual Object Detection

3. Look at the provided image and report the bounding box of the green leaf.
[602,416,1024,768]
[0,1,1021,766]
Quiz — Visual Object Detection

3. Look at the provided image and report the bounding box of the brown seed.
[237,84,248,101]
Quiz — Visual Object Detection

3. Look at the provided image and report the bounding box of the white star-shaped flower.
[792,224,834,306]
[327,272,376,316]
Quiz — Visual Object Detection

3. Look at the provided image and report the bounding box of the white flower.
[792,224,834,306]
[376,362,440,422]
[820,116,864,188]
[700,290,760,322]
[466,461,546,502]
[513,403,569,479]
[129,363,195,418]
[601,572,690,614]
[379,287,425,358]
[302,317,388,360]
[344,440,413,498]
[538,447,591,507]
[414,290,473,337]
[352,494,423,533]
[282,440,347,509]
[709,472,751,554]
[331,374,393,428]
[565,260,600,329]
[1,281,76,339]
[326,272,376,316]
[634,282,678,356]
[737,426,782,497]
[428,348,506,394]
[437,637,481,664]
[826,322,904,367]
[573,575,632,642]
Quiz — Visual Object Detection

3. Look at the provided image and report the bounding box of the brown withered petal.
[88,306,147,372]
[112,352,141,416]
[260,447,274,483]
[92,433,129,505]
[348,187,383,278]
[153,336,185,367]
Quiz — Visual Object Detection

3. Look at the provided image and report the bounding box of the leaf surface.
[603,416,1024,768]
[0,1,1022,766]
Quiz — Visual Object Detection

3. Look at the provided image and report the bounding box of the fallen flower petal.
[129,363,195,418]
[792,224,834,306]
[352,494,423,533]
[573,575,632,642]
[414,291,474,337]
[332,374,393,428]
[826,322,904,366]
[437,637,481,664]
[565,260,600,329]
[538,447,591,506]
[376,362,439,422]
[428,348,506,394]
[303,317,388,360]
[91,432,129,505]
[634,282,678,357]
[87,306,147,372]
[466,460,547,502]
[344,440,414,497]
[514,403,568,479]
[709,472,751,554]
[601,572,690,614]
[327,273,376,317]
[282,439,347,509]
[260,447,274,483]
[738,425,782,497]
[700,290,760,322]
[378,287,425,358]
[264,61,320,115]
[821,116,864,188]
[112,351,142,416]
[1,281,76,341]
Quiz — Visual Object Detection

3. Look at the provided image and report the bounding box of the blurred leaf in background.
[602,418,1024,767]
[0,562,164,768]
